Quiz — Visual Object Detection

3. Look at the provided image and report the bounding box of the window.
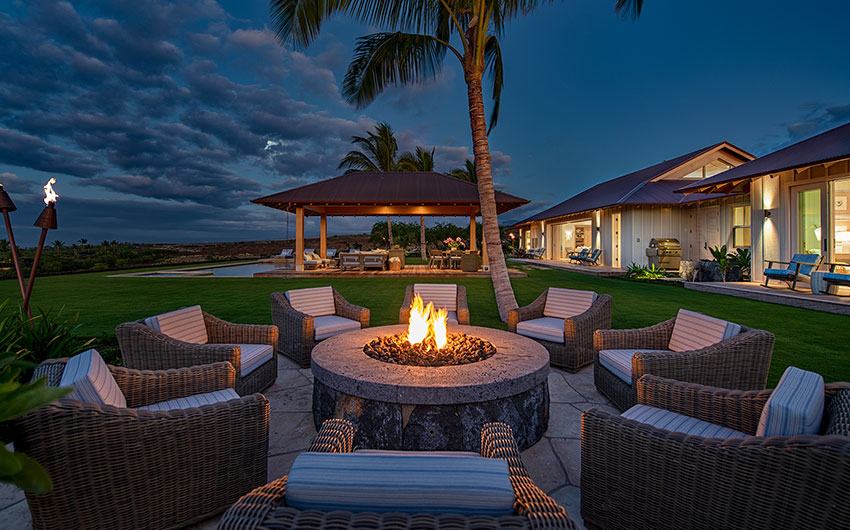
[732,205,751,248]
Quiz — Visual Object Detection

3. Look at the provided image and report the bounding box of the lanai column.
[320,214,327,259]
[481,229,489,268]
[469,215,477,251]
[295,206,304,271]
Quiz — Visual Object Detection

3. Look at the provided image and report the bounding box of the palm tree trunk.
[420,215,426,259]
[465,73,517,321]
[387,215,394,247]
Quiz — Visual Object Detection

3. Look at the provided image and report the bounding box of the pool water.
[131,263,277,278]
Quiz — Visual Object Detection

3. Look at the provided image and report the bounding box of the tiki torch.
[22,179,58,316]
[0,184,26,300]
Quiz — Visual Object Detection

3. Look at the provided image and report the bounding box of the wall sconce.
[763,209,772,218]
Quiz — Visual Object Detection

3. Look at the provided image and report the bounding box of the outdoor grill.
[646,238,681,270]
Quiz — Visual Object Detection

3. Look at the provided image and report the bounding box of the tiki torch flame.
[43,178,58,205]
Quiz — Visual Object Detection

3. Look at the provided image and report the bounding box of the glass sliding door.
[831,178,850,266]
[793,185,826,256]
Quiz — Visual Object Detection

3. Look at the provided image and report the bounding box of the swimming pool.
[117,262,278,278]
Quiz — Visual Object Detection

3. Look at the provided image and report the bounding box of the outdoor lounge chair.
[216,419,575,530]
[581,372,850,530]
[581,248,602,265]
[509,287,612,372]
[568,248,588,263]
[763,253,823,290]
[14,354,269,530]
[399,283,470,325]
[812,262,850,295]
[277,248,293,258]
[271,286,369,367]
[362,252,387,270]
[341,252,361,270]
[593,308,775,410]
[116,305,278,396]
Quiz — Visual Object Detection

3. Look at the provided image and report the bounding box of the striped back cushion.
[414,284,458,312]
[59,349,126,409]
[757,366,824,437]
[668,309,741,352]
[286,286,335,316]
[543,288,598,319]
[286,452,514,516]
[145,305,208,344]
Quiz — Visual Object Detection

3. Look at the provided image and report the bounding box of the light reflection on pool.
[131,263,277,278]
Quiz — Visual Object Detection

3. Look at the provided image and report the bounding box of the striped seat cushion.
[145,305,208,344]
[622,404,748,439]
[516,317,565,344]
[414,284,458,312]
[824,389,850,437]
[137,389,240,411]
[314,315,361,341]
[757,366,824,437]
[668,309,741,352]
[824,272,850,283]
[543,288,598,320]
[598,349,673,383]
[234,344,274,376]
[286,452,515,516]
[763,268,796,279]
[59,349,127,409]
[286,286,336,317]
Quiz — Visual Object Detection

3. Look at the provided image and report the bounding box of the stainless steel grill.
[646,238,682,270]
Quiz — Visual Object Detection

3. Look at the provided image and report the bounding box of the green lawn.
[6,262,849,386]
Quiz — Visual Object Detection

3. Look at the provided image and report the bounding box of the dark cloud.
[786,102,850,141]
[0,128,104,177]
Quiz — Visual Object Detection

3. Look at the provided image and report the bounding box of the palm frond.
[342,32,449,108]
[450,159,476,183]
[484,35,503,133]
[337,150,380,171]
[614,0,643,20]
[270,0,345,48]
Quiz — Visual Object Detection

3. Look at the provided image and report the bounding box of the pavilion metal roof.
[514,142,747,226]
[678,122,850,194]
[253,171,529,216]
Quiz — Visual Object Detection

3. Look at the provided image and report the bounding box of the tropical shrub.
[15,306,93,372]
[709,245,731,282]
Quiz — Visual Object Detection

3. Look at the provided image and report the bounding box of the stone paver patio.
[0,355,617,529]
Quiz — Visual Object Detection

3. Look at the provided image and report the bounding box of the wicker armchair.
[116,310,278,396]
[217,419,574,530]
[13,359,270,530]
[398,284,470,325]
[581,375,850,530]
[271,288,369,367]
[593,316,774,410]
[508,289,612,372]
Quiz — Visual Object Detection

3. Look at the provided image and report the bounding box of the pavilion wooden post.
[481,229,489,269]
[295,206,305,271]
[469,215,477,251]
[320,214,327,259]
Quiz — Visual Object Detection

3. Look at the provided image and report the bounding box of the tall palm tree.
[398,147,436,259]
[273,0,643,319]
[338,122,403,246]
[450,159,477,183]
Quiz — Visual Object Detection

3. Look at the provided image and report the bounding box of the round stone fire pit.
[311,324,549,452]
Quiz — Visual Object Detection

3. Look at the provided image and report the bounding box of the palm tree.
[398,147,436,259]
[270,0,643,320]
[450,159,477,183]
[338,122,403,246]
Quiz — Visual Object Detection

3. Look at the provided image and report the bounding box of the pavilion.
[253,171,529,271]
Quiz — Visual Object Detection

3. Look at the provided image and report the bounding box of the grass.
[4,261,849,386]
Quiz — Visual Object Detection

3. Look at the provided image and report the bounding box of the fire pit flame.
[407,294,448,350]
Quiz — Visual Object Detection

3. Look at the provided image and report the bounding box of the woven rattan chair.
[271,288,369,367]
[593,315,775,410]
[398,283,470,325]
[581,374,850,530]
[217,419,575,529]
[14,359,270,530]
[116,309,278,396]
[508,289,612,372]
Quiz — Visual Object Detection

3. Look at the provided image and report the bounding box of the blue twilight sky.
[0,0,848,245]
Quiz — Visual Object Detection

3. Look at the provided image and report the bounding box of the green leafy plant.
[709,244,731,282]
[625,262,647,278]
[730,248,751,277]
[625,262,669,280]
[15,306,93,368]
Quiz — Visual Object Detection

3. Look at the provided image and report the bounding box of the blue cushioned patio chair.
[568,248,588,263]
[581,248,602,266]
[823,263,850,294]
[763,253,824,290]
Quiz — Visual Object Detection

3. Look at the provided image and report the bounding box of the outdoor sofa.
[216,419,575,529]
[271,286,369,367]
[15,352,269,530]
[593,308,775,410]
[763,252,823,290]
[116,305,278,396]
[399,283,470,325]
[581,372,850,530]
[509,287,612,372]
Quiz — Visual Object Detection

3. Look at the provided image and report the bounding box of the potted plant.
[443,237,465,250]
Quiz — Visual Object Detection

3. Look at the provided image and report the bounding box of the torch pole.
[22,227,48,318]
[2,211,26,300]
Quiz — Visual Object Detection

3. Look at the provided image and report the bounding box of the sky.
[0,0,848,245]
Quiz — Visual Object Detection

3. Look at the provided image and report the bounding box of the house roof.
[253,171,529,216]
[678,122,850,194]
[515,142,750,225]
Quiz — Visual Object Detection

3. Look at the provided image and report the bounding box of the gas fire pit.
[311,322,549,452]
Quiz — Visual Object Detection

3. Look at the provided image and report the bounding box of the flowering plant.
[444,237,465,250]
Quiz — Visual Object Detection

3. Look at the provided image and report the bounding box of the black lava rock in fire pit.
[363,332,497,367]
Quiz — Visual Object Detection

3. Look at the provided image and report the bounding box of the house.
[512,142,755,268]
[678,121,850,282]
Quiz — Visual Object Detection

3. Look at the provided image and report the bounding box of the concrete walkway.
[509,258,626,277]
[0,356,616,529]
